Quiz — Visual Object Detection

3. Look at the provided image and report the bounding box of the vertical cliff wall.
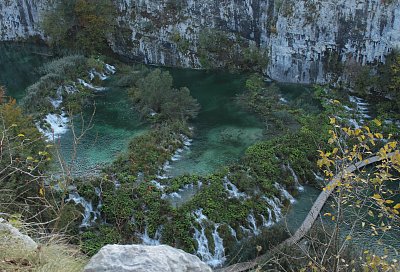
[1,0,399,84]
[0,0,50,40]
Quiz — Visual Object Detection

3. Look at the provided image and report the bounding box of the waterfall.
[141,226,162,246]
[240,225,252,234]
[49,86,63,109]
[171,148,184,161]
[274,183,296,204]
[312,171,324,182]
[286,164,304,191]
[105,64,116,74]
[89,69,108,81]
[150,180,166,191]
[223,177,248,199]
[67,191,100,227]
[78,78,106,92]
[192,209,226,268]
[94,187,102,219]
[247,213,260,235]
[210,225,225,267]
[263,197,282,222]
[156,134,193,179]
[260,210,273,228]
[348,96,371,127]
[228,225,238,241]
[37,112,69,141]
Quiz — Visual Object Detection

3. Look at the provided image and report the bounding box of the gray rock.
[0,219,38,250]
[1,0,400,84]
[84,244,212,272]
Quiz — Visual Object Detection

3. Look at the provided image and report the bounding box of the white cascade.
[141,226,162,246]
[286,164,304,191]
[228,225,238,241]
[67,191,99,227]
[223,177,247,199]
[274,183,296,204]
[192,209,226,268]
[263,196,283,222]
[247,213,260,235]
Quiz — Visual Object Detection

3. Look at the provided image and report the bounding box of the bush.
[41,0,116,53]
[0,239,87,272]
[129,69,200,122]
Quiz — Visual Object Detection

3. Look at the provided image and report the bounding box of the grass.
[0,236,88,272]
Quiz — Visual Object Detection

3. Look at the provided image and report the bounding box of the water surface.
[167,69,265,176]
[0,42,50,99]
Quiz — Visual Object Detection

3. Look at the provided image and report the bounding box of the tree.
[235,114,400,272]
[41,0,116,53]
[129,69,200,122]
[305,117,400,271]
[0,95,52,222]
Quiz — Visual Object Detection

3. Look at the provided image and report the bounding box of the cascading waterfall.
[77,78,106,92]
[156,134,193,180]
[347,96,371,128]
[67,189,101,228]
[228,225,238,241]
[193,209,226,268]
[263,196,283,222]
[223,177,248,199]
[286,164,304,192]
[247,213,260,235]
[37,84,77,141]
[312,171,324,182]
[37,63,116,140]
[140,226,162,246]
[274,183,296,204]
[261,210,273,227]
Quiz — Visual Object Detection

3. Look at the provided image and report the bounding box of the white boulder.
[84,244,212,272]
[0,219,37,250]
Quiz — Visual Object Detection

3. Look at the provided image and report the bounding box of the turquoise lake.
[2,42,397,259]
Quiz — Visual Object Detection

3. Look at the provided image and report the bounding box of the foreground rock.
[84,244,212,272]
[0,219,37,250]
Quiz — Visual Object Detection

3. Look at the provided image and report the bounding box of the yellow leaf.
[368,210,374,217]
[393,203,400,209]
[17,133,25,137]
[372,194,381,200]
[385,200,394,204]
[323,213,332,217]
[346,235,352,241]
[329,117,336,124]
[372,119,382,126]
[39,187,45,197]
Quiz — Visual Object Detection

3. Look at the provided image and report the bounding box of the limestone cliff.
[1,0,399,83]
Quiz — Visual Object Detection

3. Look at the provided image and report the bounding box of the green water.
[58,83,148,174]
[167,69,265,176]
[62,70,265,175]
[0,43,50,99]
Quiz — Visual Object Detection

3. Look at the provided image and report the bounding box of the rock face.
[0,0,50,41]
[0,219,38,250]
[1,0,400,83]
[84,244,213,272]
